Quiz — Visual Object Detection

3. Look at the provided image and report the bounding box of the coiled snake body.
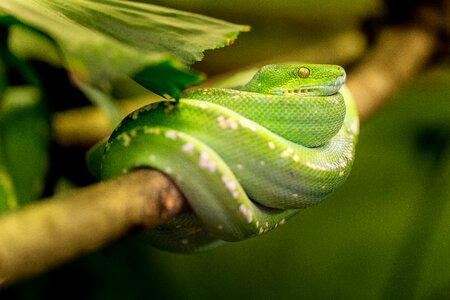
[90,64,359,252]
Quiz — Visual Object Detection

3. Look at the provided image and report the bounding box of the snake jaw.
[336,73,346,87]
[278,73,346,96]
[280,85,340,96]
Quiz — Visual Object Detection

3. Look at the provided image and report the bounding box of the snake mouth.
[281,85,340,96]
[280,74,346,96]
[282,88,313,94]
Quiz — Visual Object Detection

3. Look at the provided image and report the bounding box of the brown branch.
[347,0,448,122]
[347,25,438,123]
[0,169,186,287]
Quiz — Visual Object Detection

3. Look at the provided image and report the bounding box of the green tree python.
[88,64,359,252]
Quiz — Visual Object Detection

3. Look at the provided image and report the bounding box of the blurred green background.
[3,0,450,299]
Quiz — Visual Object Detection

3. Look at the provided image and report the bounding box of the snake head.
[241,64,346,96]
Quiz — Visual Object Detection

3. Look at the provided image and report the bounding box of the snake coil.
[89,64,359,252]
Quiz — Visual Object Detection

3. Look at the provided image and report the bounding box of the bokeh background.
[3,0,450,299]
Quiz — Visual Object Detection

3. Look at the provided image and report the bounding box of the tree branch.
[0,169,186,287]
[347,25,438,122]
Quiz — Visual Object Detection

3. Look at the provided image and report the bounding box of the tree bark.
[0,169,186,287]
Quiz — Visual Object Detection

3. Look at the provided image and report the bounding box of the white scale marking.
[221,175,239,199]
[280,148,293,158]
[182,143,194,154]
[305,161,328,171]
[217,116,227,129]
[239,204,253,223]
[217,115,238,130]
[199,151,216,172]
[165,130,177,140]
[229,119,238,129]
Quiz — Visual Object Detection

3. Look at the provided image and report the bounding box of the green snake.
[89,63,359,252]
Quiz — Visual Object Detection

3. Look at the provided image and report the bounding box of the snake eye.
[298,67,310,78]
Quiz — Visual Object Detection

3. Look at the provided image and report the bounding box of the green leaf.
[8,25,61,67]
[0,86,49,206]
[0,0,249,99]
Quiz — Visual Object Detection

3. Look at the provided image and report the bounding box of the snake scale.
[88,64,359,252]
